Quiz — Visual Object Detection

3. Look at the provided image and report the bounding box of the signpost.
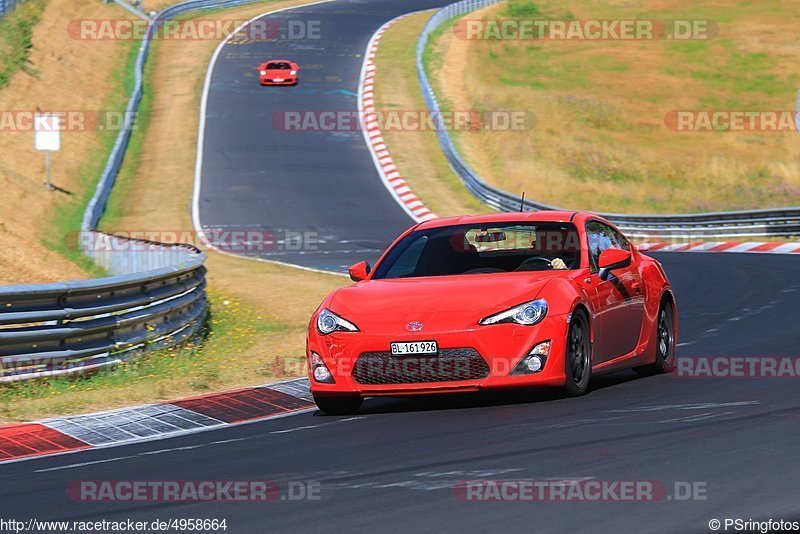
[34,112,60,190]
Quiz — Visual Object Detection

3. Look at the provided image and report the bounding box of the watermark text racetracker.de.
[70,229,320,254]
[665,110,799,132]
[67,18,322,41]
[454,479,707,502]
[0,110,137,132]
[271,110,534,132]
[677,357,800,378]
[66,480,321,502]
[454,19,718,41]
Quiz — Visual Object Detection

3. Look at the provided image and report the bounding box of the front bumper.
[307,314,570,397]
[260,76,297,85]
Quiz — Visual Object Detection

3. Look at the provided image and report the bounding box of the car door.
[585,221,645,362]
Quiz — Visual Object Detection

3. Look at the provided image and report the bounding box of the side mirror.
[598,248,631,280]
[348,261,371,282]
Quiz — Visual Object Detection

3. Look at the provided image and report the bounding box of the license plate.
[273,78,284,82]
[391,341,438,355]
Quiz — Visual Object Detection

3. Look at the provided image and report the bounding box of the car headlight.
[316,308,359,335]
[479,299,548,326]
[259,70,267,75]
[290,70,297,76]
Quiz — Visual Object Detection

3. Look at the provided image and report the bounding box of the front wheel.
[313,395,363,415]
[563,311,592,397]
[635,301,676,376]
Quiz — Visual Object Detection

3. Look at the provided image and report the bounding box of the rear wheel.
[634,301,676,375]
[563,311,592,397]
[313,395,363,415]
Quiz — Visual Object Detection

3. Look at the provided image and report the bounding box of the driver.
[531,231,568,270]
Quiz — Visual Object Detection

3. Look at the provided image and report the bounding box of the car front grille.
[352,348,490,385]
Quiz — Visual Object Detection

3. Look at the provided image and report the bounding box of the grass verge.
[422,0,800,213]
[41,38,144,279]
[373,11,489,217]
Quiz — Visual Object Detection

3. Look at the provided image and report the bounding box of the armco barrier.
[0,242,207,382]
[2,0,270,381]
[416,0,800,238]
[0,0,23,20]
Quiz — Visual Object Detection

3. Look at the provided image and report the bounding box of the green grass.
[504,0,542,18]
[99,40,156,231]
[487,3,798,101]
[0,0,47,89]
[0,290,285,421]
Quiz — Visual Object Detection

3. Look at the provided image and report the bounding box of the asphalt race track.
[196,0,455,272]
[23,0,798,532]
[3,253,800,532]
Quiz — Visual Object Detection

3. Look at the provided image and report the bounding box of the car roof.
[264,59,293,64]
[415,211,608,230]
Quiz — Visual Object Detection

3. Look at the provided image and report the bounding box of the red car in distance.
[306,211,677,415]
[258,59,299,85]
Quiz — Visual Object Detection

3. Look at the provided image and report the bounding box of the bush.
[0,0,47,89]
[505,0,542,18]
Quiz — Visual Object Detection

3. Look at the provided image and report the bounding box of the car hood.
[328,272,567,332]
[264,69,292,76]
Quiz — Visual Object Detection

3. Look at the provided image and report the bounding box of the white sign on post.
[34,113,61,151]
[34,113,60,189]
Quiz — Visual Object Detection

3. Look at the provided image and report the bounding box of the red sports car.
[257,59,299,85]
[307,211,677,414]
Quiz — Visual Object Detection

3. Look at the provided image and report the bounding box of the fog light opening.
[310,351,335,384]
[511,341,551,375]
[526,355,543,373]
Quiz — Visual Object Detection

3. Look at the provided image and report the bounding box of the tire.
[563,311,592,397]
[634,301,676,376]
[313,395,363,415]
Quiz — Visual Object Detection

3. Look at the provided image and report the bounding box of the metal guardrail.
[416,0,800,238]
[0,0,23,20]
[2,0,271,381]
[0,247,207,382]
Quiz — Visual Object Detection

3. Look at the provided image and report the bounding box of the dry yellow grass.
[0,0,138,284]
[427,0,800,213]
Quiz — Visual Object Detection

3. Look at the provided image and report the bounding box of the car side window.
[586,222,606,271]
[586,221,628,272]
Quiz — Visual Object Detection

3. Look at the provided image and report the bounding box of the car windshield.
[266,62,291,70]
[372,222,582,279]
